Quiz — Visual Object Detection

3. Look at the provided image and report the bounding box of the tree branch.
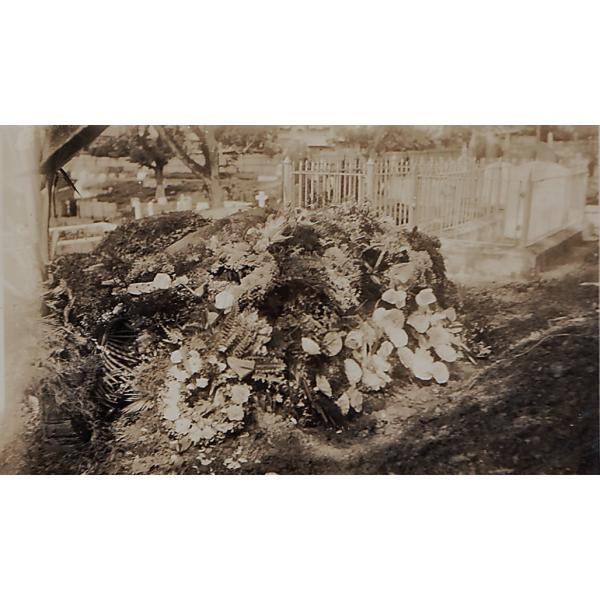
[153,125,208,178]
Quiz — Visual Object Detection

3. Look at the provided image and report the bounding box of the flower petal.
[415,288,437,306]
[301,337,321,355]
[344,358,363,385]
[431,361,450,384]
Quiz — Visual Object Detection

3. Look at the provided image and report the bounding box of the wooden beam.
[40,125,108,176]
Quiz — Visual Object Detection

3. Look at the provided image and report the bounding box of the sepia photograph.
[1,3,599,598]
[1,124,598,475]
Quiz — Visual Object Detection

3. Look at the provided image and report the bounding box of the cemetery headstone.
[176,195,193,212]
[255,190,268,208]
[131,197,142,220]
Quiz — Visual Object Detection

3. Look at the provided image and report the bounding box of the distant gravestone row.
[79,198,118,220]
[129,195,211,219]
[129,192,269,219]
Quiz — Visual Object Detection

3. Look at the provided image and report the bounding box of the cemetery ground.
[1,226,597,475]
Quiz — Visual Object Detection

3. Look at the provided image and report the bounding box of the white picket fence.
[283,157,365,209]
[282,154,589,246]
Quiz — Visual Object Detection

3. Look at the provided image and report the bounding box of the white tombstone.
[136,168,148,183]
[255,191,268,208]
[130,197,142,219]
[146,200,155,217]
[176,195,193,212]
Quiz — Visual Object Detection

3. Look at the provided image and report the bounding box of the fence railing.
[413,160,516,237]
[282,157,365,209]
[282,155,589,246]
[282,154,497,232]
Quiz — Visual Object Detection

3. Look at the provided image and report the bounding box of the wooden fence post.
[520,171,534,247]
[410,161,420,228]
[568,164,588,229]
[561,168,573,228]
[282,157,293,208]
[366,158,375,204]
[579,166,589,228]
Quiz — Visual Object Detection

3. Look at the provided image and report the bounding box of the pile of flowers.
[45,203,464,450]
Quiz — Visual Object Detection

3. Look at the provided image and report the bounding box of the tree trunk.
[154,125,223,208]
[155,163,166,200]
[154,126,206,178]
[191,126,224,209]
[205,127,224,208]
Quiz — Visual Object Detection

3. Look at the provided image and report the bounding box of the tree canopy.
[337,126,439,154]
[90,126,176,169]
[89,126,180,197]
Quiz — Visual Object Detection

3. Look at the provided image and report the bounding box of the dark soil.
[249,316,597,475]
